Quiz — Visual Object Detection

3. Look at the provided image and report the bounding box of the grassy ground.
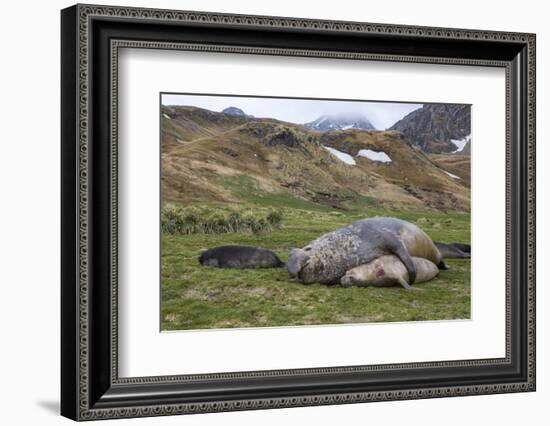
[161,189,470,331]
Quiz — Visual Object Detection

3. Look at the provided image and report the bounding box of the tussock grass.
[161,205,283,235]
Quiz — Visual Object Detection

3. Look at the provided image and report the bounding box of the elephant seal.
[287,217,445,285]
[435,242,470,258]
[452,243,471,254]
[198,245,284,268]
[340,255,439,289]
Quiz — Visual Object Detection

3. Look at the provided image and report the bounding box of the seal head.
[287,248,310,279]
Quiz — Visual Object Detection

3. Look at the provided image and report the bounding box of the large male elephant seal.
[287,217,445,285]
[199,245,284,268]
[340,255,439,289]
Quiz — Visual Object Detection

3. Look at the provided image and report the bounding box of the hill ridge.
[161,105,470,212]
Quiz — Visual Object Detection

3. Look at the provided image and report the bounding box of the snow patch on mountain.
[451,134,471,153]
[163,113,171,120]
[357,149,392,163]
[324,147,356,165]
[439,168,461,179]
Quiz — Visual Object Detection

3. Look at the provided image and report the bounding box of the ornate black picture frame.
[61,4,536,421]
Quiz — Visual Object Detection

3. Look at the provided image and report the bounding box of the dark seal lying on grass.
[288,217,446,285]
[198,245,285,269]
[435,242,471,258]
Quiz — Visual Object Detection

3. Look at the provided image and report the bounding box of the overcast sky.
[161,93,422,130]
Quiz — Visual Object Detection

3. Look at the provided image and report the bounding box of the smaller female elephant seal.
[198,245,284,269]
[340,255,439,290]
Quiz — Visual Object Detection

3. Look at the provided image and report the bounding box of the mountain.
[389,104,471,154]
[222,106,251,117]
[161,105,254,152]
[161,105,470,212]
[428,153,471,187]
[304,113,376,132]
[457,140,471,155]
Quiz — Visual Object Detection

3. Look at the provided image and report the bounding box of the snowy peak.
[304,113,376,132]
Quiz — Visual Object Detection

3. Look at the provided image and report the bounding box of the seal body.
[340,255,439,289]
[198,245,284,268]
[435,242,470,258]
[452,243,471,254]
[287,217,443,285]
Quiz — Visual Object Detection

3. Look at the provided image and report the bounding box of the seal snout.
[287,248,310,278]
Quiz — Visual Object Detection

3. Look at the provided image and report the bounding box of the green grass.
[161,198,470,331]
[221,175,335,212]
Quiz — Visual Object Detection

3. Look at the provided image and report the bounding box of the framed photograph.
[61,4,536,421]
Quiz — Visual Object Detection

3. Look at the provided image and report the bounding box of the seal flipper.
[389,238,417,285]
[396,276,414,290]
[438,260,450,270]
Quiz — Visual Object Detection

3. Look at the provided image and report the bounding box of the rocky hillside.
[161,105,252,152]
[389,104,471,154]
[161,105,470,212]
[428,153,471,188]
[456,140,471,155]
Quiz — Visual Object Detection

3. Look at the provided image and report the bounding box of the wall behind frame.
[0,0,546,425]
